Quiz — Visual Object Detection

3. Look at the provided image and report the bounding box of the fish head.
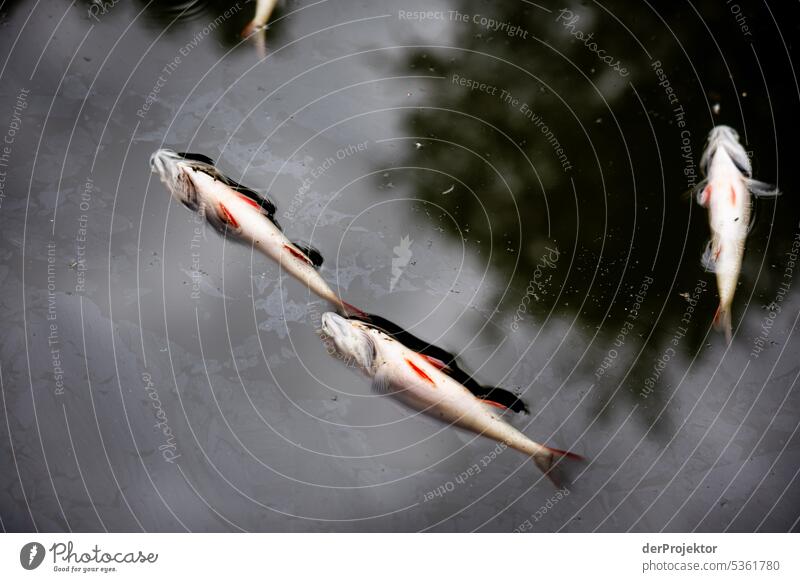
[150,148,183,181]
[321,312,377,369]
[707,125,740,145]
[150,149,215,211]
[702,125,748,176]
[150,148,191,202]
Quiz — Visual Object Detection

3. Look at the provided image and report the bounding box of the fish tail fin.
[713,304,733,344]
[544,445,585,462]
[533,445,585,488]
[243,0,279,37]
[241,21,260,38]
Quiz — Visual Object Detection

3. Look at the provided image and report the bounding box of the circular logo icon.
[20,542,46,570]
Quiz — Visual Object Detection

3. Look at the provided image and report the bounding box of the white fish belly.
[388,364,541,456]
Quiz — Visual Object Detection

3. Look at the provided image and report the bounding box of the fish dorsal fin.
[418,351,529,413]
[478,398,510,415]
[470,386,529,414]
[225,179,278,219]
[344,312,531,409]
[351,313,459,366]
[291,240,324,268]
[231,188,281,230]
[177,151,216,166]
[177,153,280,225]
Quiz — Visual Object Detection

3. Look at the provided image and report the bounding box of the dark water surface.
[1,0,799,532]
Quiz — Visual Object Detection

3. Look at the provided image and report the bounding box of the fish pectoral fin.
[203,203,234,236]
[700,240,718,273]
[690,179,709,207]
[419,354,451,372]
[745,178,780,198]
[216,203,242,230]
[176,172,200,211]
[370,373,393,396]
[291,240,324,268]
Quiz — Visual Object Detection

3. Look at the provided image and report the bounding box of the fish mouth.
[150,148,173,175]
[321,312,348,338]
[150,149,197,208]
[708,125,739,144]
[149,152,159,173]
[320,311,375,368]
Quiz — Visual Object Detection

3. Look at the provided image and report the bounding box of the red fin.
[340,301,368,318]
[241,21,259,38]
[405,358,435,386]
[237,192,261,210]
[701,185,712,206]
[545,471,563,489]
[218,203,239,229]
[533,447,583,488]
[713,304,732,344]
[544,445,585,462]
[283,244,313,265]
[480,398,508,411]
[419,354,450,371]
[730,186,736,205]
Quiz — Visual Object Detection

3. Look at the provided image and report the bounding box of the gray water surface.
[0,0,799,532]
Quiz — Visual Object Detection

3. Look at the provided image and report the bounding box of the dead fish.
[345,312,529,413]
[320,312,583,485]
[696,126,779,343]
[150,148,363,316]
[241,0,279,37]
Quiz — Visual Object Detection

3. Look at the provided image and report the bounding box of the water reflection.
[139,0,221,23]
[3,0,796,532]
[74,0,289,49]
[391,0,792,426]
